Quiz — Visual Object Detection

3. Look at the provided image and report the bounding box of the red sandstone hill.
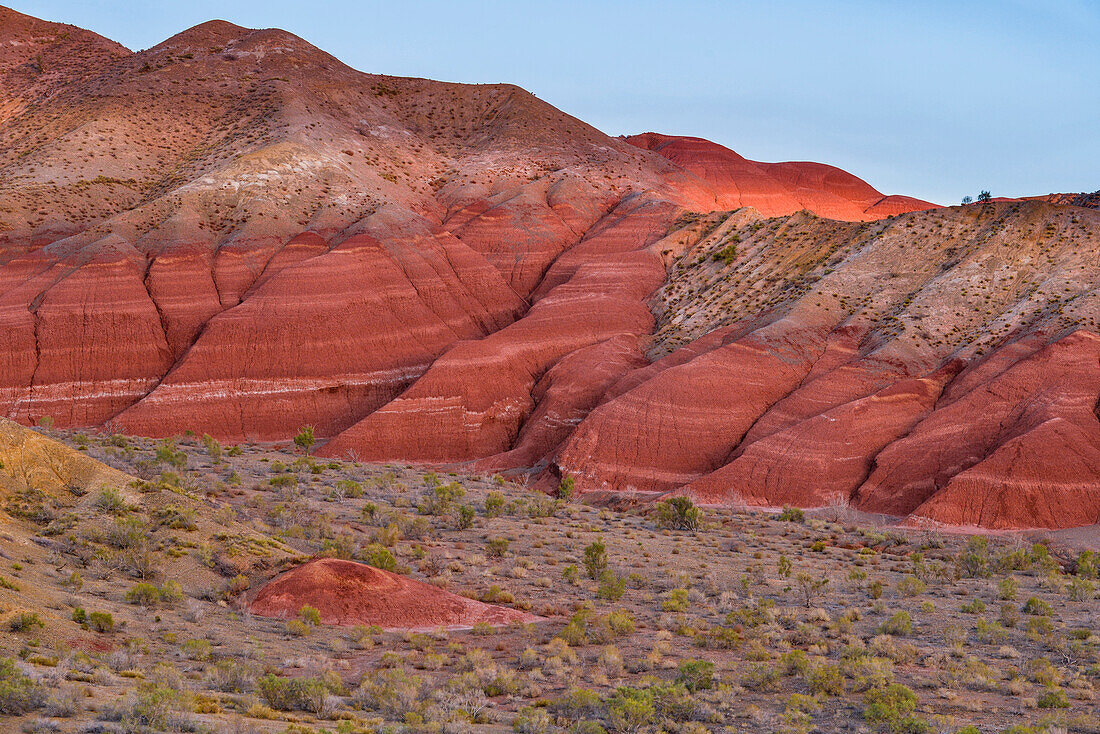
[2,7,1098,531]
[624,132,938,220]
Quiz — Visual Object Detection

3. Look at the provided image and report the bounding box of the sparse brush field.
[1,430,1099,734]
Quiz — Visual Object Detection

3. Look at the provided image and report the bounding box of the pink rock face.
[681,371,955,508]
[855,331,1100,528]
[249,558,538,629]
[115,228,525,441]
[555,319,830,494]
[473,333,648,471]
[318,197,672,462]
[624,133,938,220]
[6,253,173,427]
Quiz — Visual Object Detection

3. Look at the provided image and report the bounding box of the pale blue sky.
[10,1,1099,204]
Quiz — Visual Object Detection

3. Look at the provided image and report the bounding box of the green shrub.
[558,476,575,500]
[712,243,738,265]
[778,505,805,523]
[456,504,475,529]
[607,687,655,732]
[807,663,846,696]
[0,657,46,714]
[897,576,926,597]
[486,537,509,558]
[181,639,212,661]
[125,582,162,607]
[1037,687,1070,709]
[293,425,315,454]
[864,683,925,732]
[298,605,322,626]
[879,611,913,636]
[662,588,689,612]
[88,611,114,633]
[596,570,626,601]
[958,536,991,578]
[8,612,43,632]
[653,496,702,531]
[484,491,505,517]
[257,674,328,713]
[95,487,127,515]
[676,659,714,692]
[583,539,608,580]
[360,544,398,571]
[350,668,423,716]
[514,705,553,733]
[1022,597,1053,616]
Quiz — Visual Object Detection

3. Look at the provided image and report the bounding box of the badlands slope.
[2,7,1099,529]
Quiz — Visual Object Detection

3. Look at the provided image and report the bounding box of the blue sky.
[12,1,1099,204]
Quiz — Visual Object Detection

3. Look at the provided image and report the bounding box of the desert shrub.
[181,639,212,661]
[484,491,505,517]
[201,434,222,462]
[778,554,792,578]
[419,481,465,516]
[1068,577,1095,601]
[1076,550,1099,578]
[727,598,775,628]
[514,705,553,733]
[998,577,1018,600]
[456,504,475,529]
[294,425,315,454]
[795,572,829,607]
[88,611,114,633]
[257,674,329,713]
[676,659,714,692]
[486,537,509,558]
[8,612,44,632]
[807,663,846,696]
[551,687,601,719]
[879,611,913,636]
[122,683,189,730]
[351,668,424,717]
[742,662,782,692]
[653,496,702,531]
[0,658,46,714]
[662,588,689,612]
[863,683,926,732]
[597,570,626,601]
[95,487,127,515]
[713,242,738,265]
[299,605,322,627]
[151,505,197,530]
[559,475,575,500]
[583,539,608,580]
[125,582,162,606]
[285,619,311,637]
[360,544,398,571]
[1022,597,1053,616]
[208,659,255,693]
[1026,657,1061,686]
[1037,687,1070,709]
[897,576,926,597]
[778,505,805,522]
[958,537,991,578]
[607,687,656,732]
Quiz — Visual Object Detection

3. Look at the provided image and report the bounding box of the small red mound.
[248,558,539,629]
